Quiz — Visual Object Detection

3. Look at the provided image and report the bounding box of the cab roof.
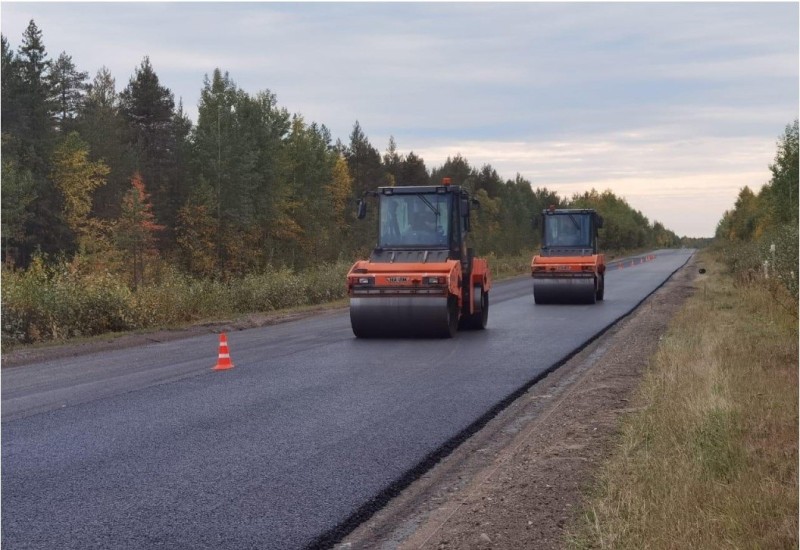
[377,184,464,195]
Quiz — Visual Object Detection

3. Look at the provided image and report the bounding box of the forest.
[714,120,799,304]
[1,19,688,272]
[0,20,712,345]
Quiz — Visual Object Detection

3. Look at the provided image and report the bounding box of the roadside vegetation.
[1,258,354,348]
[0,246,671,350]
[570,121,798,549]
[570,250,797,549]
[0,252,541,349]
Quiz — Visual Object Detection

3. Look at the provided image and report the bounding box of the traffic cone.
[213,332,235,371]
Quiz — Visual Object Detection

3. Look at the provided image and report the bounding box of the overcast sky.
[2,2,798,237]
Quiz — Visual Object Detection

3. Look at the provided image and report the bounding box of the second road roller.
[531,206,606,304]
[347,178,492,338]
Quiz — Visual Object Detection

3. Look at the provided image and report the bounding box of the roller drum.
[350,295,454,338]
[533,276,596,304]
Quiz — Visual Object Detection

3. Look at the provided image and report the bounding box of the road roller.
[347,178,492,338]
[531,206,605,304]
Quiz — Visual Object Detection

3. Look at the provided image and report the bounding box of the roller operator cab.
[531,207,606,304]
[347,179,492,338]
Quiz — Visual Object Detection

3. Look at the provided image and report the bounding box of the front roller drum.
[533,276,597,305]
[350,295,457,338]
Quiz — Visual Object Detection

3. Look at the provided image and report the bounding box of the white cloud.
[412,132,775,237]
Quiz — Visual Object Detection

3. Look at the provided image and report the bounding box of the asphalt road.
[2,248,694,549]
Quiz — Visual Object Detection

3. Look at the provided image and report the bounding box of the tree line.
[714,119,798,300]
[716,120,798,243]
[2,19,683,287]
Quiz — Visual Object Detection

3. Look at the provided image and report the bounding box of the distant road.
[2,249,694,549]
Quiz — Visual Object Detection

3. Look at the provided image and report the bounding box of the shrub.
[714,224,798,307]
[1,259,353,347]
[2,256,134,346]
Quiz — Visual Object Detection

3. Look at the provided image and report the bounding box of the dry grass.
[570,250,798,549]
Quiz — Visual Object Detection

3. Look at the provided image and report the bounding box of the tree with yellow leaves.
[326,154,353,232]
[50,131,110,248]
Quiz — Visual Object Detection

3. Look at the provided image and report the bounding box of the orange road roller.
[347,178,491,337]
[531,206,605,304]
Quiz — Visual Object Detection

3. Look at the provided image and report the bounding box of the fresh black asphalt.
[2,249,694,549]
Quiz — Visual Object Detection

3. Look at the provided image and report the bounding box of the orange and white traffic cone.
[212,332,235,371]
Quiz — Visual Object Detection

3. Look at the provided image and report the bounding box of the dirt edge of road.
[336,255,699,550]
[0,302,349,368]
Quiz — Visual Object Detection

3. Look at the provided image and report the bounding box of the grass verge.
[569,249,798,549]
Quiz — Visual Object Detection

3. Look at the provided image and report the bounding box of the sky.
[2,2,798,238]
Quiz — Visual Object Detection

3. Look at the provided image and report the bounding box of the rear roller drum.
[350,296,454,338]
[533,277,597,305]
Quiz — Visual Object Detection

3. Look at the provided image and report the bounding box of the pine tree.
[49,51,88,132]
[119,57,177,244]
[16,20,70,261]
[77,67,137,221]
[1,33,33,265]
[345,121,383,196]
[1,35,23,143]
[16,19,55,168]
[766,119,799,226]
[398,151,429,186]
[191,69,236,267]
[430,154,474,189]
[383,136,401,186]
[1,158,36,265]
[192,71,294,269]
[167,99,193,238]
[474,164,503,198]
[280,115,338,265]
[494,174,538,255]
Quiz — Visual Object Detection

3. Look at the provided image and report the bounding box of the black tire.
[471,287,489,329]
[479,290,489,328]
[460,285,489,329]
[444,296,458,338]
[596,273,605,301]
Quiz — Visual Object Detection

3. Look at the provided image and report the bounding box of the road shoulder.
[1,302,348,368]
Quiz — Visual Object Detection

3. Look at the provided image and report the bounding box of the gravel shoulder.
[1,301,348,368]
[337,256,698,549]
